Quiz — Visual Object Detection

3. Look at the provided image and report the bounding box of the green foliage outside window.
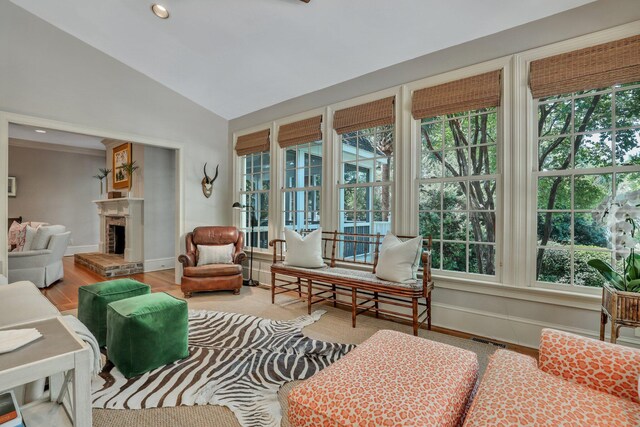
[536,83,640,287]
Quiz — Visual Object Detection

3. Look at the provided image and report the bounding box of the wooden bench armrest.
[269,239,286,264]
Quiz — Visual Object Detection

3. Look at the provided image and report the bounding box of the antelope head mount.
[202,163,219,198]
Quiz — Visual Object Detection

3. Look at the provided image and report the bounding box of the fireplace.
[94,198,143,263]
[106,216,126,255]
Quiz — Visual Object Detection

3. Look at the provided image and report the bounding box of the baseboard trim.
[64,245,98,256]
[144,257,175,272]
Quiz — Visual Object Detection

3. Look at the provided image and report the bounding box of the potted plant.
[117,161,139,197]
[588,191,640,341]
[92,168,111,198]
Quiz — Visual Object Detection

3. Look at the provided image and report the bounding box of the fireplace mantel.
[93,198,144,262]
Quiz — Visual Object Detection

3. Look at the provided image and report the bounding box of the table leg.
[49,373,64,402]
[599,310,607,341]
[72,349,92,426]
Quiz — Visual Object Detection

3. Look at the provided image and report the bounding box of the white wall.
[8,141,104,252]
[0,2,232,277]
[143,145,176,270]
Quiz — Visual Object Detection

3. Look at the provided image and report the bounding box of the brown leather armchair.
[178,226,247,298]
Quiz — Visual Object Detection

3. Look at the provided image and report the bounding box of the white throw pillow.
[22,225,37,252]
[197,243,235,266]
[31,225,66,250]
[284,228,324,268]
[375,233,422,284]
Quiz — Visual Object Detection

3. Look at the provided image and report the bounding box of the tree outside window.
[419,107,498,276]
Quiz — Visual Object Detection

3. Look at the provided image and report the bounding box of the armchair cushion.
[23,225,37,251]
[184,264,242,277]
[197,243,234,265]
[31,225,65,250]
[539,328,640,403]
[464,349,640,427]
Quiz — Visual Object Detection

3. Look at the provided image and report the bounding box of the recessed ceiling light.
[151,4,169,19]
[35,129,47,133]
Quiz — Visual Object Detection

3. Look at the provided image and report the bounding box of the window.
[418,107,498,276]
[534,82,640,287]
[338,124,394,244]
[283,140,322,231]
[239,151,270,249]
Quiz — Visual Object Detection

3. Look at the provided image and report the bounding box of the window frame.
[237,150,271,250]
[337,124,395,237]
[281,139,323,232]
[416,106,501,280]
[531,82,640,290]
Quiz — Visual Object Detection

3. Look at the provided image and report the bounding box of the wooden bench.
[269,231,434,336]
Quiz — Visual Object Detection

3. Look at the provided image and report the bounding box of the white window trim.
[516,20,640,295]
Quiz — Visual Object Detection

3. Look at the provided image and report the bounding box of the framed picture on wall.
[8,177,16,197]
[112,142,132,189]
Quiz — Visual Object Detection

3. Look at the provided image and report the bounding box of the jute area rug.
[77,285,498,427]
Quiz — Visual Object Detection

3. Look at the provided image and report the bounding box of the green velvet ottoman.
[106,292,189,378]
[78,278,151,347]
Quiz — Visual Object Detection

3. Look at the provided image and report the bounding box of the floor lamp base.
[243,279,259,287]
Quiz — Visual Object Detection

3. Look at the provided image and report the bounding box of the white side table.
[0,317,92,426]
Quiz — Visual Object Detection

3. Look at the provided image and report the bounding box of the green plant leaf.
[587,259,625,291]
[626,252,640,281]
[624,278,640,293]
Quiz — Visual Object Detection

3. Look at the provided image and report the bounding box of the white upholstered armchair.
[8,227,71,288]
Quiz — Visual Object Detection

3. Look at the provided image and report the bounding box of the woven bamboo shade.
[529,35,640,100]
[333,96,395,134]
[411,70,502,120]
[278,115,323,148]
[235,129,270,156]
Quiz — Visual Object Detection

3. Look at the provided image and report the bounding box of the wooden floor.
[46,256,538,358]
[42,256,179,312]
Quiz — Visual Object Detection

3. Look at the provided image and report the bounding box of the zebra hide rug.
[91,309,355,427]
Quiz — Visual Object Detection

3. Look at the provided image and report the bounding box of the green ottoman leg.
[106,292,189,378]
[78,279,151,347]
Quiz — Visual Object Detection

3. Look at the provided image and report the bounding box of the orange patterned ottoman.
[288,329,479,427]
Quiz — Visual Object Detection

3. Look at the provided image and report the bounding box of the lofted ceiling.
[11,0,594,119]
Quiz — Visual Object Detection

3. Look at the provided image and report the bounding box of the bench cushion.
[288,329,478,427]
[273,263,421,291]
[464,349,640,427]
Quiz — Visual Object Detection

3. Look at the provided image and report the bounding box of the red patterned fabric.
[539,328,640,404]
[8,221,27,251]
[464,349,640,426]
[288,329,479,427]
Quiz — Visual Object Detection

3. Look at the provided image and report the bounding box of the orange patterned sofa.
[464,328,640,426]
[288,329,479,427]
